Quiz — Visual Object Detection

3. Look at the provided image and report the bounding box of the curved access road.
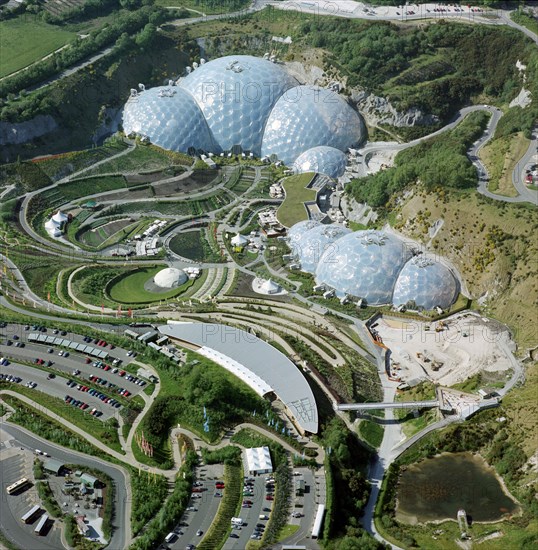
[359,104,536,204]
[0,414,131,550]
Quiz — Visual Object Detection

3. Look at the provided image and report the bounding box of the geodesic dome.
[315,230,412,304]
[122,86,216,153]
[392,256,459,310]
[295,224,351,274]
[179,55,298,155]
[293,146,347,179]
[261,85,364,165]
[287,220,322,252]
[153,267,188,289]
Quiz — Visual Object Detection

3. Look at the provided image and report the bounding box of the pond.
[396,452,519,524]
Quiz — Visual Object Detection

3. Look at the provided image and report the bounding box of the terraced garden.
[77,218,141,249]
[169,229,225,262]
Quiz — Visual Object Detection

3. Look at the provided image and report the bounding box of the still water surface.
[396,452,519,524]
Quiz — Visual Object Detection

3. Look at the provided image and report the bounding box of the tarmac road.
[0,422,131,550]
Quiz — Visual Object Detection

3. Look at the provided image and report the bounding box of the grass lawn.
[358,419,384,448]
[0,16,75,78]
[277,173,317,227]
[479,132,528,197]
[108,266,192,303]
[277,524,300,542]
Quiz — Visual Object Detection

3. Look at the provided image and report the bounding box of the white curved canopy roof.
[231,233,249,246]
[158,322,318,433]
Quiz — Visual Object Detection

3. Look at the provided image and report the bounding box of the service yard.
[376,312,515,387]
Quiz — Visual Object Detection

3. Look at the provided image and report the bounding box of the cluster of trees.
[35,480,63,518]
[131,472,169,535]
[296,18,534,122]
[129,450,197,550]
[139,358,266,466]
[201,445,241,465]
[321,418,379,549]
[0,6,167,100]
[347,111,489,207]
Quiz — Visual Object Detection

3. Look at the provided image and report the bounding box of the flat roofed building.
[158,322,318,434]
[246,446,273,475]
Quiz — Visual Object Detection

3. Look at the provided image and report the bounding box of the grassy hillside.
[394,189,537,350]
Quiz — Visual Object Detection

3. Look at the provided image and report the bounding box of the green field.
[277,173,317,227]
[0,17,75,78]
[107,266,190,303]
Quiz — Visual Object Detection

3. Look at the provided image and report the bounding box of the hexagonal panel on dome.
[287,220,322,250]
[293,146,347,179]
[179,55,298,155]
[392,256,459,310]
[315,230,412,305]
[122,86,216,153]
[262,85,365,165]
[295,224,352,274]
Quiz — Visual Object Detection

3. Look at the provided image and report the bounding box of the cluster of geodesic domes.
[287,221,459,309]
[122,55,364,177]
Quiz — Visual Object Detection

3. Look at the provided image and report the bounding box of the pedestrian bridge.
[336,401,440,411]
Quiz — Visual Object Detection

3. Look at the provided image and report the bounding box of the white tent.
[231,233,248,246]
[245,446,273,474]
[261,279,280,294]
[51,211,68,224]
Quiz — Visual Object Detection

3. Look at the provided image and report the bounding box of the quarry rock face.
[0,115,58,145]
[352,90,440,127]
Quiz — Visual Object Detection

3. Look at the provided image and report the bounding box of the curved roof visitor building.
[158,322,318,434]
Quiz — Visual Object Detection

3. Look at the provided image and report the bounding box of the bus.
[311,504,325,539]
[21,505,41,524]
[6,478,30,495]
[34,514,48,535]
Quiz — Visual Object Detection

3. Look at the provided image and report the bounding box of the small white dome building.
[153,267,188,289]
[231,233,249,247]
[252,277,286,296]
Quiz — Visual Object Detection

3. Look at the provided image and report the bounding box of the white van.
[164,532,176,543]
[231,517,244,526]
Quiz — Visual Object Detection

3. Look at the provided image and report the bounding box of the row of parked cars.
[90,360,146,387]
[67,379,122,408]
[64,394,103,416]
[83,336,114,349]
[0,373,22,383]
